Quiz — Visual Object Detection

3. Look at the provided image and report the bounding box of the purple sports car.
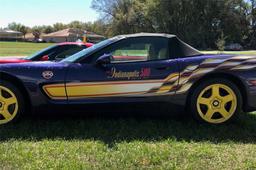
[0,33,255,125]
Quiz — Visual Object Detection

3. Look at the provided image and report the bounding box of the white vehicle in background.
[225,43,243,51]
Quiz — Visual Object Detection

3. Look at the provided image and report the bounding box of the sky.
[0,0,99,28]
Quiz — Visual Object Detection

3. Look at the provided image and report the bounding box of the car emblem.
[42,71,54,79]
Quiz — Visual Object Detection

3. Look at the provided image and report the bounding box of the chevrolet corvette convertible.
[0,33,255,125]
[0,42,93,64]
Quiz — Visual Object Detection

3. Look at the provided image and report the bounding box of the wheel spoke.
[198,97,210,106]
[0,89,3,99]
[1,109,12,119]
[204,109,215,120]
[222,94,233,104]
[0,86,19,124]
[219,107,230,118]
[5,97,16,106]
[212,85,220,98]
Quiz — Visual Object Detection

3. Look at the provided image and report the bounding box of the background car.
[0,42,93,64]
[33,38,46,43]
[225,43,243,51]
[0,33,255,126]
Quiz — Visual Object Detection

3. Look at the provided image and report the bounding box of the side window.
[54,45,85,60]
[35,46,60,60]
[107,37,169,63]
[41,46,64,60]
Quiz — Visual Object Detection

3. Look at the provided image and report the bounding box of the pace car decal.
[107,68,151,79]
[42,55,256,100]
[176,55,256,94]
[43,74,179,100]
[42,71,54,79]
[42,84,66,99]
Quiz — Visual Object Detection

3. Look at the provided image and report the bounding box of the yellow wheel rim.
[196,84,237,124]
[0,86,18,125]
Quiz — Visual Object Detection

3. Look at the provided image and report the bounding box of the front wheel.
[0,81,24,125]
[190,78,242,124]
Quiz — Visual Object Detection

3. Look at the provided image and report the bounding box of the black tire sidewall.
[190,78,242,124]
[0,80,24,124]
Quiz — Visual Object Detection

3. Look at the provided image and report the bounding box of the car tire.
[190,78,242,124]
[0,80,24,125]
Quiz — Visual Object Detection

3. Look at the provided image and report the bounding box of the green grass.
[0,41,256,169]
[0,41,54,56]
[202,50,256,55]
[0,113,256,169]
[1,41,256,57]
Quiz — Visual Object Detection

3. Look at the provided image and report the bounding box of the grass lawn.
[1,113,256,169]
[1,41,256,56]
[0,41,54,56]
[0,41,256,169]
[202,50,256,55]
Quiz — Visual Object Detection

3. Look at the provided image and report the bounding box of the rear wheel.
[190,78,242,124]
[0,81,24,125]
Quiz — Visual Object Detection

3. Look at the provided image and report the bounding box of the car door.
[65,37,180,103]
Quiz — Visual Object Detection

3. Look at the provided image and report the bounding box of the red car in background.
[0,42,93,64]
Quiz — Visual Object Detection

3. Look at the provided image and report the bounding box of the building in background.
[83,31,105,43]
[43,28,105,43]
[0,29,22,41]
[24,33,34,42]
[25,33,46,42]
[43,28,83,43]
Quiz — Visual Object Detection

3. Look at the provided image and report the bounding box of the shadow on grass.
[0,108,256,144]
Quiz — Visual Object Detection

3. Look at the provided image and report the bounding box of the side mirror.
[40,55,49,61]
[96,54,113,65]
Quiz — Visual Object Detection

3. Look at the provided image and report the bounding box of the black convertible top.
[170,36,202,57]
[116,33,202,58]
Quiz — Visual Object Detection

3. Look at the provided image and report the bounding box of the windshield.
[61,39,114,63]
[25,44,57,60]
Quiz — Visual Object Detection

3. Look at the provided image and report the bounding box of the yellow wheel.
[0,81,24,125]
[191,78,242,124]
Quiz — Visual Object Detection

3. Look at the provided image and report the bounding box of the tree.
[8,22,29,39]
[68,21,85,29]
[7,22,21,31]
[216,32,226,52]
[92,0,252,49]
[19,25,29,39]
[32,27,41,40]
[92,0,154,36]
[43,26,54,34]
[53,23,68,32]
[248,0,256,48]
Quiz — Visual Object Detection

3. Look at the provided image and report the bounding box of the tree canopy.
[92,0,256,49]
[5,0,256,49]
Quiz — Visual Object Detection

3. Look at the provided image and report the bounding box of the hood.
[0,61,70,83]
